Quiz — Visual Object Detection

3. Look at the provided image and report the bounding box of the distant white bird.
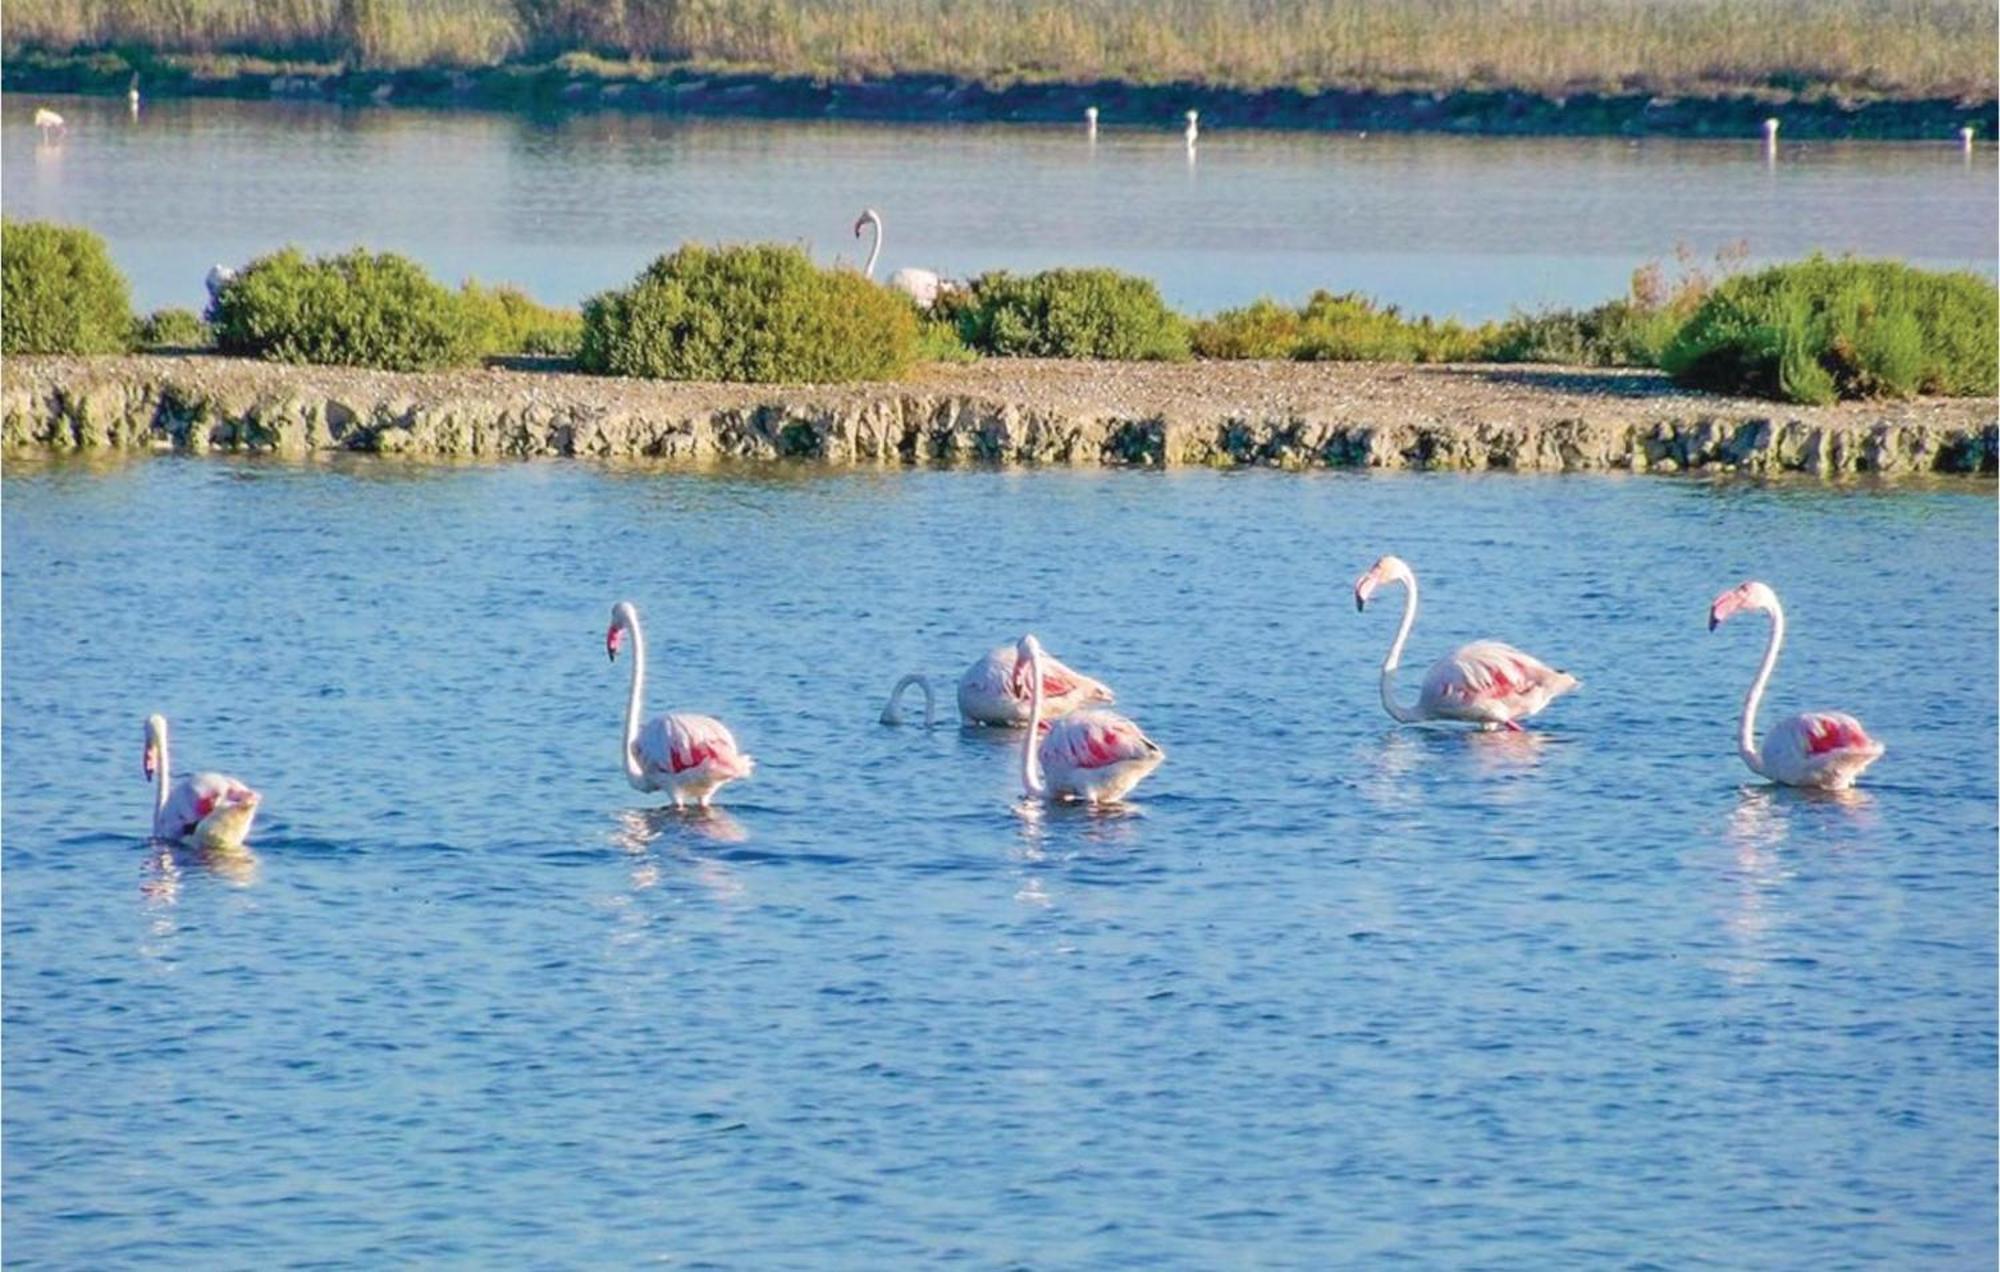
[33,107,64,139]
[128,74,141,114]
[1761,117,1779,146]
[204,265,237,309]
[1960,125,1976,151]
[1085,105,1099,137]
[853,207,957,310]
[1184,109,1199,146]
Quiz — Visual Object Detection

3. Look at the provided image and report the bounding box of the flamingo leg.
[1503,720,1524,733]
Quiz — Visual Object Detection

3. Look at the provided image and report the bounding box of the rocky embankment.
[4,355,1994,476]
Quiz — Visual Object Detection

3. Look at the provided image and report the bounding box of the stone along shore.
[4,355,1994,476]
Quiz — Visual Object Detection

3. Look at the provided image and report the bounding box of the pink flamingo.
[1708,581,1884,789]
[607,601,754,808]
[1015,634,1163,803]
[1354,555,1578,731]
[143,714,261,849]
[882,642,1114,728]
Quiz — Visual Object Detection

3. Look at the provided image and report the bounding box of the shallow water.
[3,92,1995,318]
[3,460,1994,1264]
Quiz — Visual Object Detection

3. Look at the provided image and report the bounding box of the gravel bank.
[4,354,1994,476]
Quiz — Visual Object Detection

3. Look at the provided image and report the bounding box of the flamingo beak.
[606,627,622,661]
[142,746,156,779]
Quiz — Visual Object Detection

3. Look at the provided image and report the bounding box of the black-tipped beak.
[1354,594,1366,612]
[1707,614,1718,632]
[606,647,616,662]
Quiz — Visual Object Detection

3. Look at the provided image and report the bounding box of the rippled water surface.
[4,460,1994,1265]
[3,92,1995,318]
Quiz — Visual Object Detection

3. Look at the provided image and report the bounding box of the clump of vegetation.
[953,268,1189,361]
[1193,291,1490,363]
[209,247,480,371]
[1487,245,1743,367]
[1661,256,1998,404]
[133,306,212,349]
[460,281,581,357]
[578,243,918,382]
[1,219,134,355]
[916,316,977,364]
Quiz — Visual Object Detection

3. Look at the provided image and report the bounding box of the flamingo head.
[853,209,879,238]
[1186,110,1199,124]
[1708,580,1779,631]
[1010,634,1046,695]
[142,713,166,778]
[1353,555,1412,611]
[606,601,638,661]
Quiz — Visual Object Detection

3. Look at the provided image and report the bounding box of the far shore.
[4,354,1993,477]
[5,52,1993,140]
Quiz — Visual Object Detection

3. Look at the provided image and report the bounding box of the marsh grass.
[5,0,1992,97]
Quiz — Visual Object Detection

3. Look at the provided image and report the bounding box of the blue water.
[3,460,1994,1265]
[4,91,1996,319]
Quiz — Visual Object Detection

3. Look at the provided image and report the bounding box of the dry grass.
[5,0,1993,97]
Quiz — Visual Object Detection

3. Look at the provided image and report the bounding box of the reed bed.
[5,0,1993,98]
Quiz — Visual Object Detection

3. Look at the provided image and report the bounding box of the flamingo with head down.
[1708,580,1884,789]
[882,641,1115,728]
[142,714,261,849]
[1015,634,1163,803]
[1354,554,1577,731]
[607,601,754,808]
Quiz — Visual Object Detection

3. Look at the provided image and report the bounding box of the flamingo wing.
[1761,711,1884,784]
[1040,709,1159,772]
[1421,641,1573,721]
[641,713,753,779]
[156,772,256,840]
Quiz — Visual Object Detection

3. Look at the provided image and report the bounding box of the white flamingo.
[607,601,754,808]
[1355,555,1578,731]
[882,641,1115,728]
[34,107,65,139]
[1184,110,1199,146]
[1085,106,1099,137]
[1016,635,1163,803]
[204,264,236,308]
[1708,581,1884,789]
[853,208,954,309]
[143,714,261,849]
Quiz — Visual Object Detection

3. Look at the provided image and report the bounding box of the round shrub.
[578,244,918,382]
[211,247,480,372]
[460,281,582,358]
[955,268,1190,360]
[1,219,133,355]
[1193,291,1491,363]
[1662,257,1998,403]
[135,307,212,350]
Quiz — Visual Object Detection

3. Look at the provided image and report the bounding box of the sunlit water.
[3,460,1994,1264]
[3,92,1994,319]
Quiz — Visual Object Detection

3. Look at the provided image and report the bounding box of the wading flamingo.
[882,642,1115,728]
[854,208,954,309]
[1016,634,1163,803]
[143,714,261,849]
[607,601,754,808]
[1355,555,1577,731]
[34,108,64,139]
[1708,581,1884,789]
[1085,105,1099,137]
[1184,110,1199,145]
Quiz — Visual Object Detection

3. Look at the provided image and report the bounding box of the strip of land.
[5,355,1992,476]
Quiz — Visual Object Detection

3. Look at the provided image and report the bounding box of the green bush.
[578,243,917,382]
[1193,290,1490,363]
[460,281,582,357]
[1485,299,1682,367]
[210,247,480,371]
[1662,257,1998,402]
[1,219,133,355]
[955,268,1189,360]
[916,316,977,364]
[134,306,212,350]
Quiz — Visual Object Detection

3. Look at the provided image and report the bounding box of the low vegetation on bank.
[4,0,1992,101]
[7,220,1995,404]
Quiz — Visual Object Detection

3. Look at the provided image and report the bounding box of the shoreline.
[4,355,1993,477]
[5,52,1993,140]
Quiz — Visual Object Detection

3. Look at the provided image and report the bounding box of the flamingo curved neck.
[883,673,936,727]
[620,616,649,786]
[1739,603,1784,776]
[1020,652,1048,797]
[862,216,882,279]
[1378,576,1424,724]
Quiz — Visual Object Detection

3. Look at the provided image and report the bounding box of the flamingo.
[142,714,261,849]
[1354,554,1578,731]
[882,641,1115,728]
[607,601,754,808]
[1708,581,1884,789]
[853,208,955,309]
[1184,109,1199,146]
[1015,634,1163,803]
[33,108,64,139]
[1085,106,1099,137]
